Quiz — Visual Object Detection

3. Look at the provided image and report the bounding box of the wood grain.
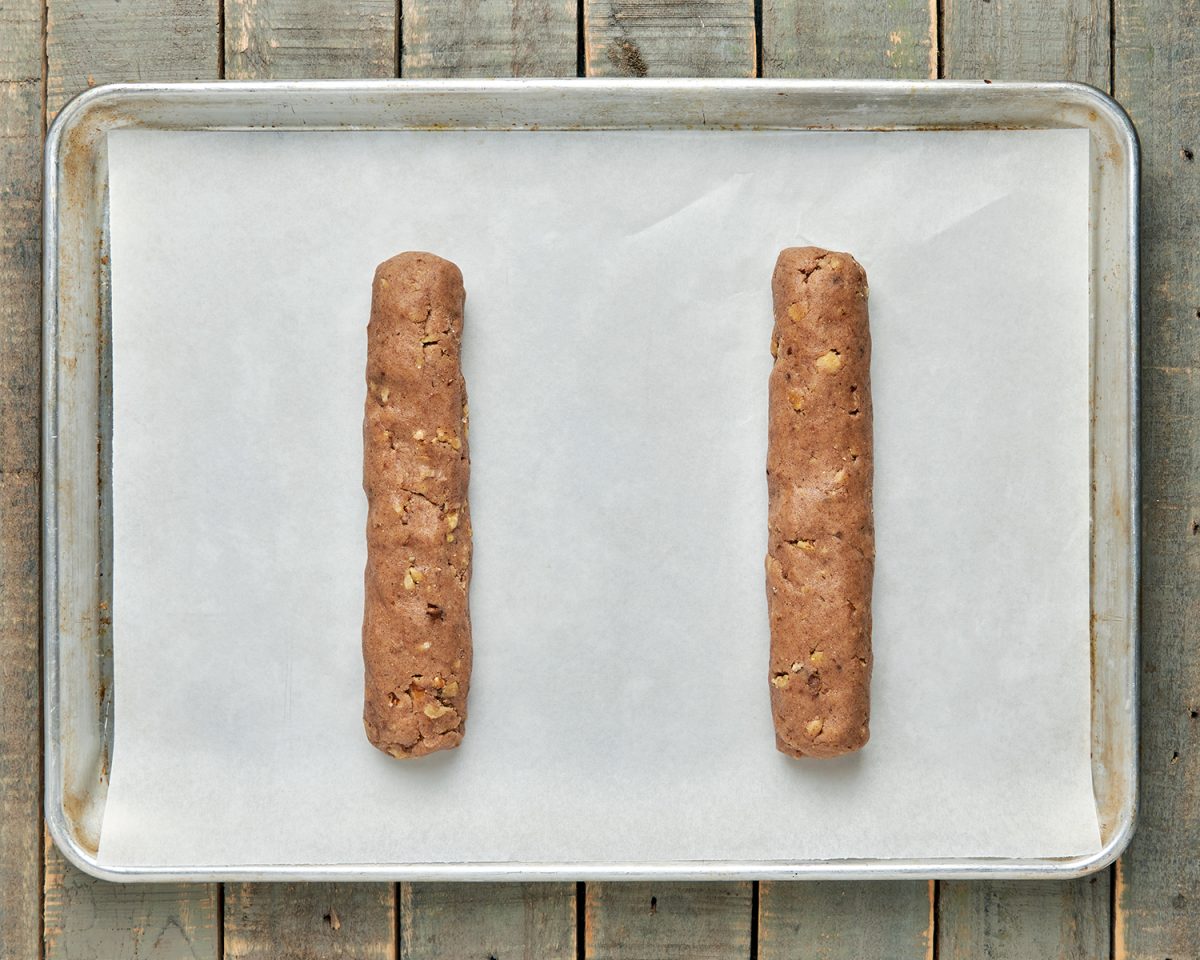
[943,0,1110,86]
[402,0,577,77]
[585,882,752,960]
[223,883,395,959]
[759,881,933,960]
[938,2,1116,953]
[44,835,219,960]
[225,0,396,79]
[583,0,756,77]
[938,875,1111,960]
[755,9,934,952]
[0,0,44,947]
[41,3,223,956]
[46,0,220,116]
[401,883,576,960]
[219,12,400,957]
[1113,0,1200,954]
[762,0,935,79]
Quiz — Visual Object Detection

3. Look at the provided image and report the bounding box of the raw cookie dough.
[766,247,874,758]
[363,252,472,758]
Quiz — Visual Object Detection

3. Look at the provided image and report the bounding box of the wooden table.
[1,1,1194,957]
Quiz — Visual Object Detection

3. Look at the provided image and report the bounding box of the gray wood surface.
[220,11,402,955]
[0,0,44,954]
[225,0,396,79]
[583,0,756,77]
[759,881,933,960]
[40,2,224,955]
[1,2,1197,957]
[401,882,576,960]
[762,0,934,79]
[223,882,395,959]
[579,12,759,958]
[403,0,577,77]
[43,837,219,960]
[938,1,1117,952]
[756,7,935,955]
[1113,0,1200,956]
[400,5,581,946]
[585,883,752,960]
[46,0,220,116]
[938,875,1111,960]
[943,0,1110,86]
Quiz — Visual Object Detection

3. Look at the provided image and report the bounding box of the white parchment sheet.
[101,127,1099,866]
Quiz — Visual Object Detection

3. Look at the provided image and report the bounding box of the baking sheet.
[100,126,1099,866]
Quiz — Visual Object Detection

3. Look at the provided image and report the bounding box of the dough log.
[363,252,472,758]
[767,247,874,758]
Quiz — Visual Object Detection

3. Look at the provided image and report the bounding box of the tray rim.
[42,76,1140,883]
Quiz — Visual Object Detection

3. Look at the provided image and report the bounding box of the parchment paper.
[100,126,1100,866]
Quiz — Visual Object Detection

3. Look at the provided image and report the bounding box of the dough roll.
[363,252,472,758]
[766,247,874,758]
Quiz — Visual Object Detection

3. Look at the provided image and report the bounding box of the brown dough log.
[363,252,472,758]
[767,247,874,758]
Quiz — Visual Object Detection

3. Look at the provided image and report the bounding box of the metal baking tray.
[43,78,1138,882]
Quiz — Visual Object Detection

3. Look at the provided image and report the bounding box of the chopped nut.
[413,429,426,441]
[435,427,462,451]
[390,496,404,515]
[379,387,390,403]
[409,567,424,584]
[796,539,815,551]
[442,680,459,697]
[815,350,843,373]
[446,533,455,543]
[445,511,459,531]
[420,335,439,345]
[805,718,824,737]
[403,569,415,590]
[771,339,780,359]
[787,303,807,323]
[810,651,825,665]
[826,257,842,270]
[418,640,432,652]
[423,701,452,719]
[772,674,790,688]
[791,661,804,673]
[832,468,847,485]
[787,389,805,412]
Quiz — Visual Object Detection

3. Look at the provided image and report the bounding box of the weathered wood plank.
[759,881,933,960]
[223,883,394,960]
[0,0,41,80]
[0,0,44,949]
[943,0,1110,86]
[585,882,752,960]
[939,4,1116,955]
[401,882,576,960]
[583,0,756,77]
[42,5,223,957]
[44,834,219,960]
[762,0,935,79]
[938,875,1111,960]
[756,10,935,952]
[219,15,399,956]
[1113,0,1200,955]
[402,0,577,77]
[46,0,220,116]
[225,0,396,79]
